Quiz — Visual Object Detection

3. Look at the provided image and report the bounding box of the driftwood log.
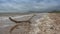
[9,14,35,34]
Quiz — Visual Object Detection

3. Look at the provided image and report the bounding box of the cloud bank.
[0,0,60,13]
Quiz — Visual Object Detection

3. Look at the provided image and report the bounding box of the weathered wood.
[9,14,35,34]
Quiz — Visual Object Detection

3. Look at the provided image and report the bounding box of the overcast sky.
[0,0,60,13]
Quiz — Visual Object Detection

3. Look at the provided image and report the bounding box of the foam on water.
[0,15,32,20]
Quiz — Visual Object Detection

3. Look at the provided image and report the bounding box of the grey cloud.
[0,0,60,13]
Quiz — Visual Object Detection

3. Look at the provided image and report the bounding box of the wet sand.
[0,13,47,34]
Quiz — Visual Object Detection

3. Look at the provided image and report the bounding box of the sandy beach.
[0,13,47,34]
